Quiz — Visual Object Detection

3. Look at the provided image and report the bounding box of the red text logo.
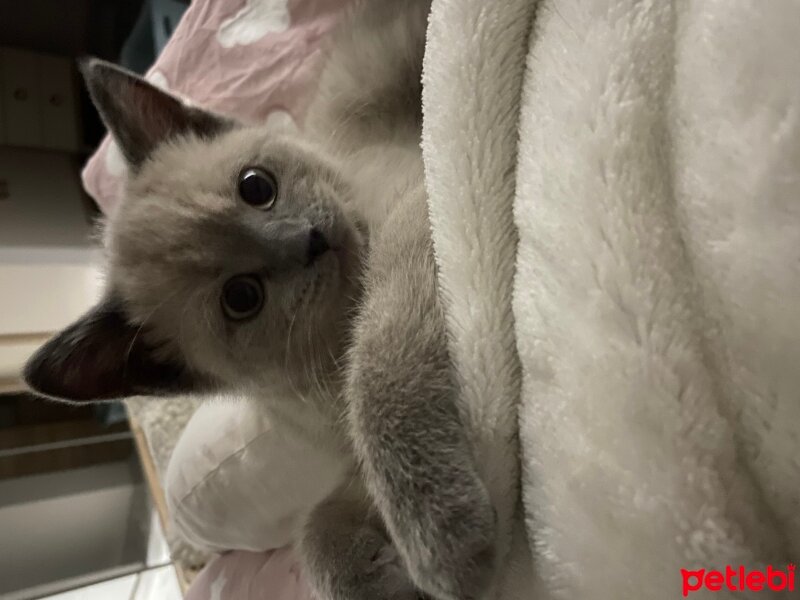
[681,565,795,596]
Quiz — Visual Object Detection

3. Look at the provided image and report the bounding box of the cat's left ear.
[80,58,236,170]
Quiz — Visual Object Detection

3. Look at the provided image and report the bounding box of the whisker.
[123,287,184,375]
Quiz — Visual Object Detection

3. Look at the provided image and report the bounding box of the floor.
[40,510,182,600]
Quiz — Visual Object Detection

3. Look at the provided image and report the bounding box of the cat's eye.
[221,275,264,321]
[238,167,277,209]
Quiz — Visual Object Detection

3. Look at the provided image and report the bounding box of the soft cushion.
[165,397,348,552]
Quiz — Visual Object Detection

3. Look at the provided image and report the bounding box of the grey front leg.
[346,196,497,600]
[299,484,421,600]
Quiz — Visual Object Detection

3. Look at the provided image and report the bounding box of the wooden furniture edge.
[0,377,26,394]
[128,413,192,595]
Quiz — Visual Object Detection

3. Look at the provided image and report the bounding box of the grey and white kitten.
[24,1,495,599]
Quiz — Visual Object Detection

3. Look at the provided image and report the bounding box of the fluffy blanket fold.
[423,0,537,597]
[423,0,800,598]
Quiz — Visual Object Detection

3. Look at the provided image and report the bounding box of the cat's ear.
[24,297,201,403]
[79,58,235,169]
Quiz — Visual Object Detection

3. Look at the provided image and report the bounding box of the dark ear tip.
[78,56,103,80]
[22,340,56,398]
[78,57,138,92]
[79,57,125,85]
[77,55,98,69]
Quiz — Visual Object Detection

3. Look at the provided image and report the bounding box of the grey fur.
[344,184,496,600]
[304,3,496,595]
[25,1,496,598]
[300,483,420,600]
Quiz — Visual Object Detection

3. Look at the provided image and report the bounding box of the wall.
[0,147,94,248]
[0,147,102,384]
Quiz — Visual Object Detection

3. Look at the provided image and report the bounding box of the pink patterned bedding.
[185,550,315,600]
[82,0,351,215]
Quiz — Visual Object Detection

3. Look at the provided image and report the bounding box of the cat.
[24,1,496,599]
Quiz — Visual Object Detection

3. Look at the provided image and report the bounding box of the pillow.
[82,0,352,215]
[165,396,349,552]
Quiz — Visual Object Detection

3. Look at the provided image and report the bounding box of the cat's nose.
[307,227,330,264]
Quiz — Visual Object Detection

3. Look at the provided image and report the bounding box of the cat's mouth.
[330,218,366,279]
[293,254,337,308]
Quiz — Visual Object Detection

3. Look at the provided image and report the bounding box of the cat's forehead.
[128,127,332,199]
[111,128,336,242]
[104,125,344,292]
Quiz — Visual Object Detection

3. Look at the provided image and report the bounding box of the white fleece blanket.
[422,0,537,598]
[423,1,800,599]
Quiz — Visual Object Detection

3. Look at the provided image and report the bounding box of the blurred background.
[0,1,191,598]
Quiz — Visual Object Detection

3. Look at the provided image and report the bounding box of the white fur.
[425,0,800,597]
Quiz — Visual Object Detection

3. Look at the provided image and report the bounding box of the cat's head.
[24,59,365,403]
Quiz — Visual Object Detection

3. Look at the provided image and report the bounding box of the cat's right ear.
[23,297,200,403]
[79,58,235,170]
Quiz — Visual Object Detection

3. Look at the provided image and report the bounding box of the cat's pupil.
[238,167,277,208]
[222,275,264,320]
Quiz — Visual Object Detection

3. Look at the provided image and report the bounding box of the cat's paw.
[395,487,497,600]
[345,527,420,600]
[306,522,421,600]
